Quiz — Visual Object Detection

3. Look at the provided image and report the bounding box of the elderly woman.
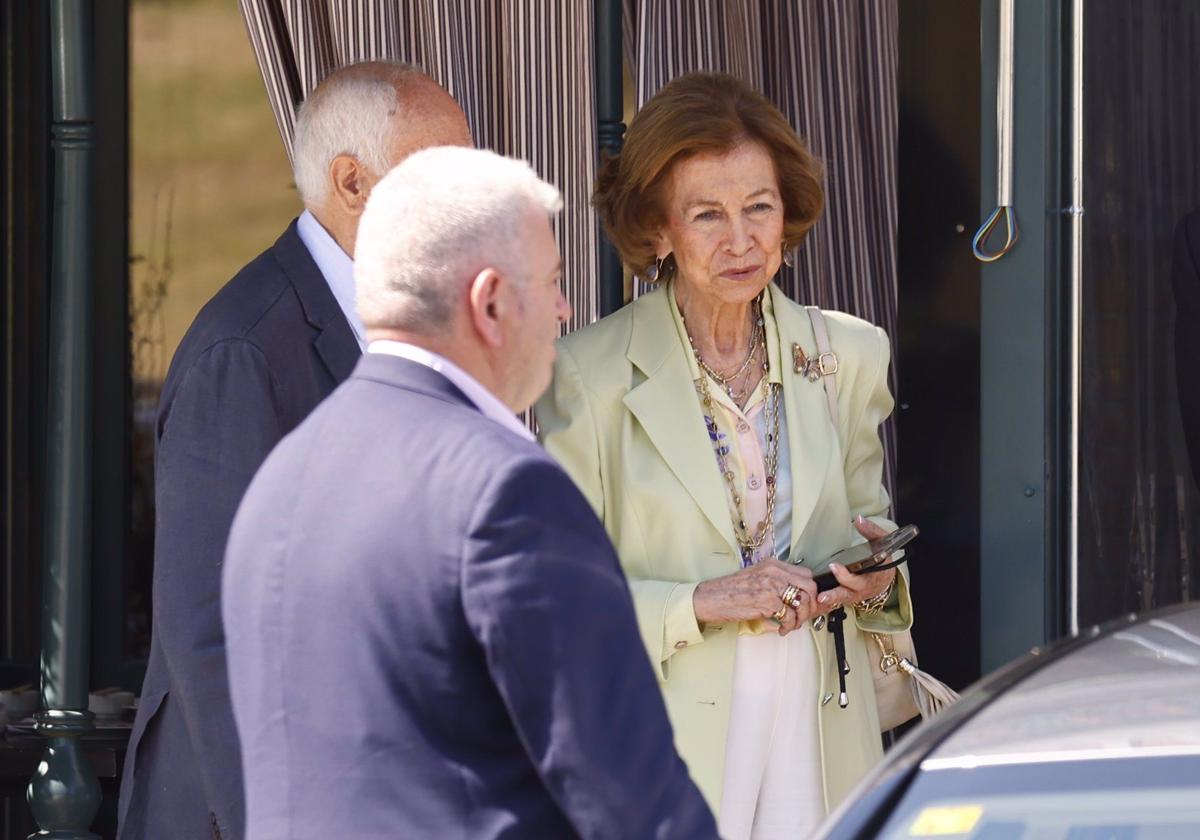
[536,72,913,838]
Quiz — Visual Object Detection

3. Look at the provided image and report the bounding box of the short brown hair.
[594,72,823,278]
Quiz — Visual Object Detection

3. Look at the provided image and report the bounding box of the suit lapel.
[770,284,835,561]
[622,288,741,556]
[312,326,362,385]
[271,220,362,385]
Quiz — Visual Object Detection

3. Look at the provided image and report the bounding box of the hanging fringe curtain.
[626,0,900,498]
[237,1,898,491]
[237,0,602,332]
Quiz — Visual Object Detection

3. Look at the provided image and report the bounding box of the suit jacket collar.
[351,352,477,412]
[624,287,736,554]
[623,283,833,561]
[271,219,362,385]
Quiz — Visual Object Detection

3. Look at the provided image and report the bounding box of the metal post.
[1066,0,1084,637]
[27,0,101,837]
[594,0,626,316]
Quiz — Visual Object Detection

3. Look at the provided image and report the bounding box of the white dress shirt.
[367,340,535,442]
[296,209,367,351]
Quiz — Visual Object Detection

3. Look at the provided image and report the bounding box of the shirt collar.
[366,340,536,442]
[296,209,367,351]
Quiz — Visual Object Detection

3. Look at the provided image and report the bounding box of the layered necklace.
[691,321,762,404]
[683,296,783,567]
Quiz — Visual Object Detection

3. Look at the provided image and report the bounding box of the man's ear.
[327,154,373,216]
[468,268,505,349]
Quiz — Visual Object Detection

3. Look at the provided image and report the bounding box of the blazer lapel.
[271,220,362,385]
[622,289,741,556]
[770,284,835,561]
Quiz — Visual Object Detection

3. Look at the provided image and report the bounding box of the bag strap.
[805,311,851,709]
[805,306,965,726]
[805,306,840,430]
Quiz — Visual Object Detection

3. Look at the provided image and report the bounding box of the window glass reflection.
[127,0,296,658]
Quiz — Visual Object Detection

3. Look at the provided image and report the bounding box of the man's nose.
[557,291,573,323]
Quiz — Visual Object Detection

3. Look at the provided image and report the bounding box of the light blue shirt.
[296,209,367,351]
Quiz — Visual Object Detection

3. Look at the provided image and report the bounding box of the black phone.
[812,524,918,593]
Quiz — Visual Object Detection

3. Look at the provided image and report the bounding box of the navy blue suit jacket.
[222,354,717,839]
[118,221,360,840]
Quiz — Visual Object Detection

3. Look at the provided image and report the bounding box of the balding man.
[117,62,471,840]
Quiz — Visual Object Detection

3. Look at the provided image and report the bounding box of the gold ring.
[771,605,789,622]
[780,584,801,605]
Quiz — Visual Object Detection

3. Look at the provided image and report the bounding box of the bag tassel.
[899,657,960,719]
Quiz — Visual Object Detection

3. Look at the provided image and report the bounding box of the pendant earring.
[643,255,668,282]
[782,249,795,269]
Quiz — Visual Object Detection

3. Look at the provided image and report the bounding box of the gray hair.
[292,61,419,206]
[355,147,562,332]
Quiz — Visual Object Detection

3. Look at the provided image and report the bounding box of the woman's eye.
[748,202,775,214]
[692,210,721,222]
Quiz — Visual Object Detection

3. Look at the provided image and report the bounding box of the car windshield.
[875,755,1200,839]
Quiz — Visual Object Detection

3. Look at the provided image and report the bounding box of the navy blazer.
[222,354,717,840]
[118,221,360,840]
[1174,209,1200,485]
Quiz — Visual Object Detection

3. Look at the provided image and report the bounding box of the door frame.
[978,0,1072,671]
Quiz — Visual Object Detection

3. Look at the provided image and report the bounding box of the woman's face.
[654,140,785,306]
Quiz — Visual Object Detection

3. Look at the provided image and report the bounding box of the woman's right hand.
[692,558,820,636]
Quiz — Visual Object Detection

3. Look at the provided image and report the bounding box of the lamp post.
[26,0,101,836]
[594,0,625,316]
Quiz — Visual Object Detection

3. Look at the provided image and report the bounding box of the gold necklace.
[696,371,782,564]
[698,344,762,404]
[686,304,766,404]
[694,329,759,383]
[687,311,783,565]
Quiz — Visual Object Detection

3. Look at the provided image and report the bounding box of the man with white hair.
[118,62,471,840]
[222,147,718,838]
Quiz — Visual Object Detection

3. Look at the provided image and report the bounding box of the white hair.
[355,147,562,332]
[292,62,418,205]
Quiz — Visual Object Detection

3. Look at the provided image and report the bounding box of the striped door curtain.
[238,0,603,333]
[626,0,900,495]
[238,0,898,493]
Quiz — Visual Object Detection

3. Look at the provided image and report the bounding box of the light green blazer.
[536,282,913,815]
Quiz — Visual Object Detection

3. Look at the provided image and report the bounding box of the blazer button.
[812,615,826,631]
[674,640,688,649]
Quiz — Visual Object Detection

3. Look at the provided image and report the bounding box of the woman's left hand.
[815,516,897,613]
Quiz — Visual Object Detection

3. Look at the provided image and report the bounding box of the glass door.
[1075,0,1200,626]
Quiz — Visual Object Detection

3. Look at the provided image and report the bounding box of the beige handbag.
[869,627,958,731]
[803,306,959,732]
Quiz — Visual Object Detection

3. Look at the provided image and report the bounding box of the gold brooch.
[792,343,839,382]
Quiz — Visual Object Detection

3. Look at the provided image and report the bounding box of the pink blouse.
[669,290,826,839]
